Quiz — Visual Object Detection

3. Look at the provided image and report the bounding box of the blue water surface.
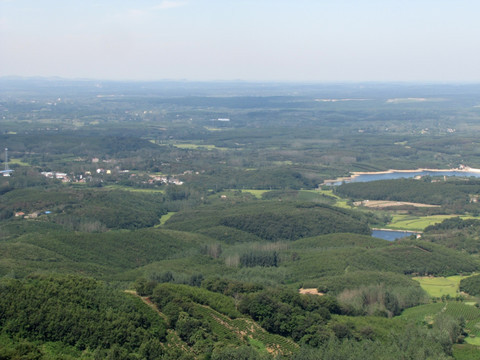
[329,170,480,185]
[371,230,416,241]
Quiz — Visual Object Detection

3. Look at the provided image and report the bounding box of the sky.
[1,0,480,82]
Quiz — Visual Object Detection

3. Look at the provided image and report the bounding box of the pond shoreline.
[322,166,480,185]
[371,228,421,241]
[372,227,422,234]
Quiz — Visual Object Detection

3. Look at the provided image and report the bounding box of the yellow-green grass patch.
[413,275,475,298]
[240,189,269,199]
[310,189,353,208]
[314,189,341,198]
[333,200,353,209]
[387,214,478,231]
[465,337,480,346]
[9,158,30,166]
[157,212,177,227]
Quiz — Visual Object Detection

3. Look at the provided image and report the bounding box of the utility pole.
[4,148,8,171]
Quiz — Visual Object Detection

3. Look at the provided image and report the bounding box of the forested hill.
[0,275,460,360]
[336,178,480,207]
[164,202,373,241]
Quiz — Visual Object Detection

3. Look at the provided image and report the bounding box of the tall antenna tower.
[4,148,8,171]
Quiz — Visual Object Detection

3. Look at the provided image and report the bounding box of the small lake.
[372,229,416,241]
[326,170,480,185]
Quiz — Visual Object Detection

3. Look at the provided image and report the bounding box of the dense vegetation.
[423,217,480,254]
[459,275,480,296]
[336,178,480,214]
[0,276,167,359]
[2,80,480,358]
[165,202,374,241]
[0,185,167,230]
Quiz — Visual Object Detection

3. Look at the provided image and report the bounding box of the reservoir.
[325,169,480,185]
[371,229,416,241]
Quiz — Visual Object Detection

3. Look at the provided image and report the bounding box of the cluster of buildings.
[41,172,70,182]
[148,175,183,185]
[40,168,184,186]
[8,153,186,187]
[15,210,51,219]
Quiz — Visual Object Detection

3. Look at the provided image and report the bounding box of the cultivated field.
[387,215,476,231]
[413,275,473,298]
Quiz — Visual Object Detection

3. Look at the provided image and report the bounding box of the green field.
[240,189,269,198]
[387,214,476,231]
[158,211,177,226]
[312,189,353,209]
[413,275,473,298]
[314,189,341,199]
[9,158,30,166]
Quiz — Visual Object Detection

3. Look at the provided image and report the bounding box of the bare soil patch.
[354,200,440,208]
[299,288,324,296]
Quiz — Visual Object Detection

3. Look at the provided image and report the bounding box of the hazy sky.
[1,0,479,82]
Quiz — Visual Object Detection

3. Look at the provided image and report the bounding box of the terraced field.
[193,304,298,355]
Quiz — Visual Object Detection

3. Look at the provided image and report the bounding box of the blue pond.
[371,229,416,241]
[327,170,480,185]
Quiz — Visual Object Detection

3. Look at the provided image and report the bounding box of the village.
[39,157,184,186]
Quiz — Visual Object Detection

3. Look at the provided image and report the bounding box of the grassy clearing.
[241,189,269,199]
[311,189,353,208]
[315,189,341,199]
[158,212,177,227]
[413,275,473,298]
[466,336,480,346]
[386,214,475,231]
[9,158,30,166]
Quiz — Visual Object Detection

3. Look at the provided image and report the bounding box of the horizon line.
[1,75,480,86]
